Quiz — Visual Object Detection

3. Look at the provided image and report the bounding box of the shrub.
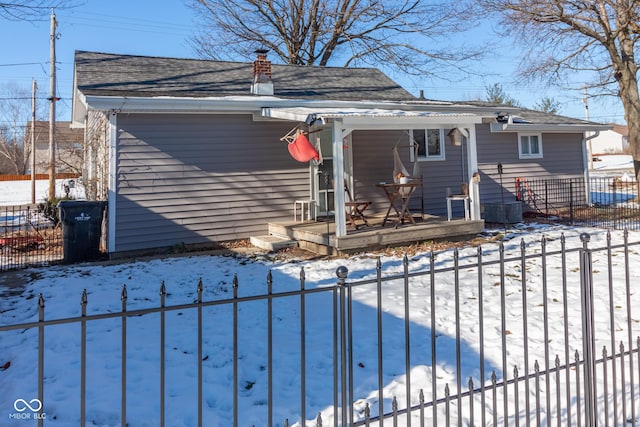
[38,196,74,226]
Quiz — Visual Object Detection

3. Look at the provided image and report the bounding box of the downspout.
[582,131,600,205]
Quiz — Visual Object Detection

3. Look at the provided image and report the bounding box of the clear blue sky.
[0,1,626,125]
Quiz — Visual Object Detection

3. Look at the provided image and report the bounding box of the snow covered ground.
[0,159,639,426]
[591,154,634,174]
[0,179,85,206]
[0,224,639,426]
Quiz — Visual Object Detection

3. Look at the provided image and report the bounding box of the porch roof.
[261,106,483,128]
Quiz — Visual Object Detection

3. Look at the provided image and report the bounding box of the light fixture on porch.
[448,128,465,146]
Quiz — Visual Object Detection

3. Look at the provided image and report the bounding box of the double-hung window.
[410,128,446,160]
[518,133,543,158]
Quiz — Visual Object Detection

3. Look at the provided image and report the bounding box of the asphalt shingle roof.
[456,101,598,126]
[74,51,415,102]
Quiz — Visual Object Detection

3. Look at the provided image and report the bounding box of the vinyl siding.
[476,124,586,204]
[351,129,468,218]
[350,125,587,219]
[113,113,308,252]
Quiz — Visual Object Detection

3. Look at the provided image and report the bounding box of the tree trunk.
[626,106,640,181]
[611,28,640,181]
[616,70,640,181]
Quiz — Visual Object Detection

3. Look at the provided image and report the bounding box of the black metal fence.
[1,231,639,426]
[0,204,62,272]
[516,176,640,230]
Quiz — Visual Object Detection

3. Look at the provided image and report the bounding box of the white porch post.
[466,125,481,220]
[332,120,347,237]
[108,111,118,254]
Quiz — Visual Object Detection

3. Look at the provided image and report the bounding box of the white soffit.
[262,107,482,129]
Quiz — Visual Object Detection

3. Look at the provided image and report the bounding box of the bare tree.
[188,0,483,78]
[476,0,640,179]
[0,84,38,174]
[0,129,25,174]
[0,1,74,20]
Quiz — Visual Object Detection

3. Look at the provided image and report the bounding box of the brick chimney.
[251,49,274,96]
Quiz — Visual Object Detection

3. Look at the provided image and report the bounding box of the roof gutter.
[490,122,612,133]
[261,107,483,129]
[74,93,502,121]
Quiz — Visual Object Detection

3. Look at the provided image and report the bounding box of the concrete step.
[249,235,298,251]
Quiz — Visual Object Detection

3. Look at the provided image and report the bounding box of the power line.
[58,10,193,38]
[64,9,193,30]
[0,97,68,100]
[0,62,44,67]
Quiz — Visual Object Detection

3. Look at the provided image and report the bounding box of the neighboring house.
[587,123,628,155]
[71,50,608,256]
[25,121,83,175]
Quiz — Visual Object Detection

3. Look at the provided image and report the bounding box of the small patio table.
[375,182,419,228]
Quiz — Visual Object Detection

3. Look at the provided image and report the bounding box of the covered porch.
[258,104,487,253]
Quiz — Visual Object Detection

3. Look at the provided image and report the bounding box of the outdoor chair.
[344,181,370,229]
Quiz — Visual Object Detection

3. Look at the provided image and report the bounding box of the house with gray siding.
[71,50,608,255]
[472,106,610,216]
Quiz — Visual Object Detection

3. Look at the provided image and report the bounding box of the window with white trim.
[518,133,543,158]
[410,128,446,160]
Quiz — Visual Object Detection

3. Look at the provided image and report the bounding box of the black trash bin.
[58,200,107,264]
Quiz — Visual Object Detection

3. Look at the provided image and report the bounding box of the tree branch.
[188,0,484,78]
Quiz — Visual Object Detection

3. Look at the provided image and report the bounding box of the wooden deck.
[268,214,485,254]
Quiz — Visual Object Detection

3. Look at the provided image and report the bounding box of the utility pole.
[48,9,57,199]
[31,79,37,204]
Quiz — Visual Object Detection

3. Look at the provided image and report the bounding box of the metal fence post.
[233,274,239,427]
[336,266,349,427]
[300,267,307,426]
[38,294,45,427]
[624,230,637,425]
[121,285,127,427]
[81,290,87,427]
[159,282,166,427]
[267,270,273,427]
[544,180,549,215]
[579,232,597,426]
[403,254,412,427]
[377,257,385,425]
[613,180,618,229]
[569,180,574,225]
[197,279,203,427]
